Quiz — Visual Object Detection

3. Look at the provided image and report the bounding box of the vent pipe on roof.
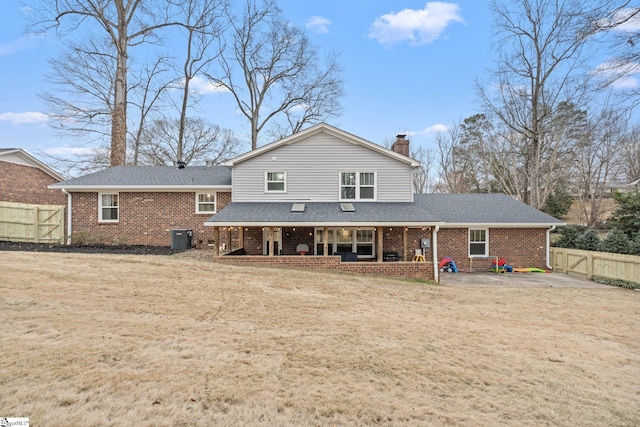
[177,161,186,169]
[391,134,410,157]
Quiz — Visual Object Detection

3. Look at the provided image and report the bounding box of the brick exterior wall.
[437,227,548,272]
[215,255,434,280]
[0,161,66,205]
[70,191,232,247]
[282,227,315,255]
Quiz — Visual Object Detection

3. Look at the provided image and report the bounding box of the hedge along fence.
[550,247,640,284]
[0,201,65,244]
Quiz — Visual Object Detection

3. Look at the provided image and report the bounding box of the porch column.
[212,226,220,258]
[376,226,383,262]
[268,226,275,257]
[403,227,408,261]
[238,227,244,250]
[323,226,328,257]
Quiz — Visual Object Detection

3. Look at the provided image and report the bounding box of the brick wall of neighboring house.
[0,161,65,205]
[437,227,549,272]
[71,191,232,247]
[215,255,435,280]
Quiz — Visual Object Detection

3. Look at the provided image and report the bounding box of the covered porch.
[205,201,443,280]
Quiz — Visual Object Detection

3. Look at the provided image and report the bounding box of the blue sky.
[0,1,497,166]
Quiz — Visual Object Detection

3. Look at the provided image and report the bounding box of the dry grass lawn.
[1,251,639,426]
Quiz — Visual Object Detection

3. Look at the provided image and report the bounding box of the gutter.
[546,225,557,270]
[432,225,439,283]
[62,189,72,245]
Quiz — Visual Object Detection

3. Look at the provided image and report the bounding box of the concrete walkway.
[439,271,613,288]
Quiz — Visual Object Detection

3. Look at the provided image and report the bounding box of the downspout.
[432,225,440,283]
[62,189,72,245]
[546,225,556,270]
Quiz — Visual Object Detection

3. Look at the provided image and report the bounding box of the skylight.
[340,203,355,212]
[291,203,305,213]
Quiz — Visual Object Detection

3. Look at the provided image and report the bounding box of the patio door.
[263,228,282,255]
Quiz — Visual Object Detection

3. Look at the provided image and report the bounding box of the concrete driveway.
[439,271,613,288]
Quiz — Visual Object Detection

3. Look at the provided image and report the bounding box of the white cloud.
[0,34,43,56]
[368,2,464,46]
[599,7,640,33]
[0,112,49,125]
[287,104,309,114]
[306,16,332,34]
[186,75,229,94]
[592,59,640,89]
[408,124,449,136]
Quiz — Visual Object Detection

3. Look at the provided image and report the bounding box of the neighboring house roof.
[417,193,564,227]
[50,165,232,190]
[628,177,640,187]
[222,123,422,168]
[205,201,443,227]
[0,148,65,181]
[205,193,563,227]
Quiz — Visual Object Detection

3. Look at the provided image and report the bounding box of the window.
[340,171,376,200]
[469,229,488,257]
[196,193,216,213]
[314,227,376,259]
[265,171,286,192]
[356,229,374,255]
[99,193,118,222]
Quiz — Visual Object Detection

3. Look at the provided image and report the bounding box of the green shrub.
[543,185,573,218]
[629,234,640,256]
[607,191,640,238]
[553,225,586,248]
[598,229,631,254]
[575,229,600,251]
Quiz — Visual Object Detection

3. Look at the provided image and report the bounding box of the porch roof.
[205,201,443,227]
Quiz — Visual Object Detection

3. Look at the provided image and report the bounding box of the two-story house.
[50,123,563,281]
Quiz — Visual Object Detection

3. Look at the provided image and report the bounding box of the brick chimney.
[391,134,410,157]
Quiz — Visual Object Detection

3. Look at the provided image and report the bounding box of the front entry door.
[263,228,282,255]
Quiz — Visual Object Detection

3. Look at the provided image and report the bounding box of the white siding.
[232,132,414,202]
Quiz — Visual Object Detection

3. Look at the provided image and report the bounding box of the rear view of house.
[51,123,563,280]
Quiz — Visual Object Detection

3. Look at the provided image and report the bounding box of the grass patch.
[2,251,639,426]
[592,276,640,290]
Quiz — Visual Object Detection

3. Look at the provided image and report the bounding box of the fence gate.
[0,201,65,244]
[551,247,640,284]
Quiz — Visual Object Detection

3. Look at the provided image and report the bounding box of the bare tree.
[574,105,629,227]
[478,0,611,209]
[591,2,640,105]
[168,0,229,163]
[40,38,172,172]
[620,123,640,181]
[208,0,344,150]
[434,123,481,193]
[129,57,173,165]
[137,117,241,166]
[29,0,187,166]
[412,146,436,193]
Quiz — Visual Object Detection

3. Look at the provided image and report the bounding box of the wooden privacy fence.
[551,247,640,284]
[0,201,65,244]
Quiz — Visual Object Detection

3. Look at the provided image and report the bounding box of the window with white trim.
[314,227,376,258]
[265,171,286,192]
[196,193,216,213]
[469,229,488,257]
[99,193,118,222]
[340,171,376,200]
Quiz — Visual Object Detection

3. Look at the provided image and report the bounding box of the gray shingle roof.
[207,201,442,225]
[51,165,231,187]
[415,193,563,224]
[207,193,563,226]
